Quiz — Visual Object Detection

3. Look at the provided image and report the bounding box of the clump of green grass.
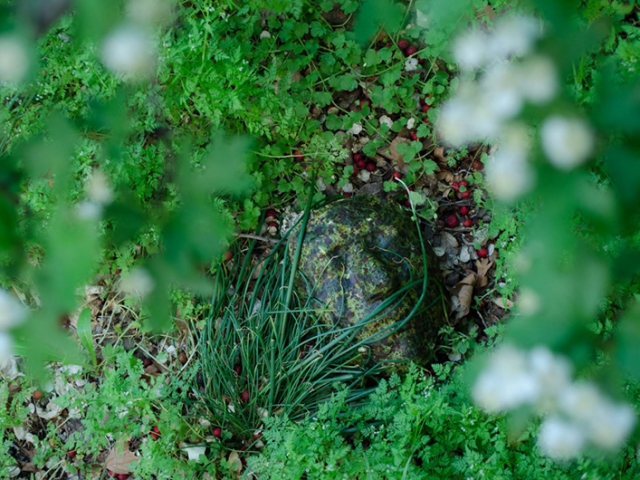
[198,196,438,444]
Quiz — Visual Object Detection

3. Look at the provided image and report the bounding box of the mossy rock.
[290,195,447,370]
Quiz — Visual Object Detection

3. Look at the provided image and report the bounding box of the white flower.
[518,55,558,104]
[472,345,540,413]
[0,35,29,84]
[120,267,154,298]
[406,117,416,130]
[587,401,636,450]
[541,116,594,170]
[490,15,541,61]
[538,416,585,460]
[481,62,523,119]
[454,29,490,71]
[379,115,393,129]
[101,25,156,78]
[404,57,419,72]
[560,383,637,450]
[126,0,174,25]
[485,127,535,202]
[0,332,15,369]
[86,170,113,205]
[528,347,572,410]
[260,30,271,39]
[76,201,102,221]
[517,288,541,316]
[0,290,26,329]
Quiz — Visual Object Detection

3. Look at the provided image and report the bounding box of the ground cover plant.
[1,0,640,478]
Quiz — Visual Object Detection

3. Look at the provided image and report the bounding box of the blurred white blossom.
[475,344,637,460]
[541,115,594,170]
[0,35,29,84]
[86,170,113,205]
[102,25,156,79]
[126,0,175,25]
[349,123,363,135]
[484,124,535,201]
[518,56,559,104]
[481,63,524,119]
[404,57,419,72]
[538,416,585,460]
[0,290,27,329]
[120,267,155,298]
[472,345,540,413]
[0,332,15,368]
[489,15,541,61]
[453,29,490,71]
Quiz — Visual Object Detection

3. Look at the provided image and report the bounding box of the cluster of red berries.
[420,94,431,113]
[451,179,471,199]
[352,152,376,175]
[265,209,279,236]
[107,471,130,480]
[397,39,421,60]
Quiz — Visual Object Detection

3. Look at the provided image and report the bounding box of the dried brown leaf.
[449,272,477,322]
[105,441,138,474]
[378,136,410,169]
[475,258,494,288]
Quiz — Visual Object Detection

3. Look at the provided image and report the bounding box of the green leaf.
[353,0,403,46]
[77,308,97,369]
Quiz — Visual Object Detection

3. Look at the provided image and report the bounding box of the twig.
[234,233,279,244]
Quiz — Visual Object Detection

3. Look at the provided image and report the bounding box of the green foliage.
[248,363,640,479]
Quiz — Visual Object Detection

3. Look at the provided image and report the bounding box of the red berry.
[294,150,304,160]
[405,45,418,56]
[356,159,366,169]
[397,39,409,50]
[342,191,353,197]
[67,450,76,459]
[410,132,418,141]
[460,180,469,187]
[460,190,471,199]
[241,390,250,402]
[463,218,473,228]
[233,364,241,376]
[359,99,370,108]
[459,206,469,216]
[392,172,403,181]
[477,247,488,258]
[418,57,426,64]
[403,199,411,208]
[33,390,42,401]
[472,159,484,170]
[213,427,222,438]
[117,474,129,480]
[265,209,277,219]
[451,182,460,191]
[445,215,459,228]
[365,162,376,172]
[114,269,121,275]
[351,166,359,175]
[150,426,160,440]
[224,250,233,261]
[107,471,115,478]
[143,358,152,367]
[421,104,431,113]
[353,152,363,162]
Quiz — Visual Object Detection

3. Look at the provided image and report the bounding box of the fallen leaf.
[492,297,514,310]
[105,441,138,474]
[378,136,410,169]
[356,181,383,196]
[449,272,477,322]
[475,258,494,288]
[228,450,243,475]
